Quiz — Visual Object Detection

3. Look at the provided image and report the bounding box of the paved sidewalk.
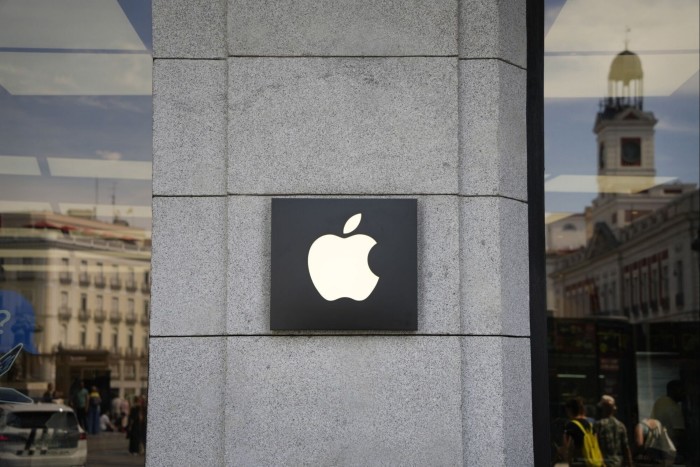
[87,432,144,466]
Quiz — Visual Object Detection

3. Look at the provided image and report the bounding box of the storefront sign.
[271,198,417,330]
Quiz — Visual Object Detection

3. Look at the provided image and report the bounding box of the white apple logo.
[307,213,379,301]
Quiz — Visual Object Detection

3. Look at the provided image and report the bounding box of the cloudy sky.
[0,0,153,231]
[543,0,699,216]
[0,0,697,227]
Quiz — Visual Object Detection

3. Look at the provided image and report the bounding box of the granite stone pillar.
[149,0,531,465]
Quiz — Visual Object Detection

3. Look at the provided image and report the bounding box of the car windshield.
[5,411,79,431]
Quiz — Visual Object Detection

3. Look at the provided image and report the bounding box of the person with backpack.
[594,395,633,467]
[564,397,605,467]
[634,417,677,466]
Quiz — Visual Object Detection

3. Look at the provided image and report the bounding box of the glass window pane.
[545,1,699,465]
[0,1,151,463]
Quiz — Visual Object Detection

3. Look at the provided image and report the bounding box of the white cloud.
[546,0,699,53]
[545,0,699,98]
[0,0,146,50]
[0,52,152,95]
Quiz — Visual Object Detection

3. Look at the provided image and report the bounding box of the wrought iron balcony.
[59,271,72,285]
[94,308,106,323]
[125,278,137,292]
[125,311,137,325]
[78,308,91,321]
[109,310,122,324]
[94,274,106,288]
[58,306,72,321]
[78,272,90,286]
[109,277,122,290]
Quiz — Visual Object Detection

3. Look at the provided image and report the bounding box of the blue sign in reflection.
[0,290,38,354]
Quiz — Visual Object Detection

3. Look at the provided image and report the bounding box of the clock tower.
[594,46,657,193]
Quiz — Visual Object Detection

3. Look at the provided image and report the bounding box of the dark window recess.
[620,137,642,166]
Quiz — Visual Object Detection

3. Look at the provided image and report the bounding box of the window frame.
[526,0,549,464]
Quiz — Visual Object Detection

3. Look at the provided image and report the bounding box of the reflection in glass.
[0,0,151,463]
[545,1,699,465]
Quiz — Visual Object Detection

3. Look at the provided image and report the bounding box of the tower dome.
[604,47,644,112]
[608,50,643,84]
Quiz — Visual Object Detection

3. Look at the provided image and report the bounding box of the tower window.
[598,143,605,169]
[620,138,641,166]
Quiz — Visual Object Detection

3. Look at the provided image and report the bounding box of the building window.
[620,137,641,166]
[128,330,134,349]
[111,297,119,312]
[650,265,659,305]
[675,260,684,308]
[112,329,119,351]
[80,293,87,311]
[61,291,69,305]
[96,328,103,349]
[80,326,87,348]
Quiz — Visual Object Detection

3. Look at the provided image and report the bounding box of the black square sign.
[271,198,417,330]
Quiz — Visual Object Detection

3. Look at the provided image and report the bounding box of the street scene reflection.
[545,0,699,465]
[0,1,152,465]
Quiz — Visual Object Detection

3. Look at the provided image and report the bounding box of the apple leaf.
[343,213,362,234]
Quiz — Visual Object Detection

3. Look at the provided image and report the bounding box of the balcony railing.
[58,306,72,321]
[94,274,106,288]
[110,277,122,290]
[78,272,90,286]
[78,308,91,322]
[125,311,137,325]
[94,308,106,323]
[109,310,122,324]
[125,347,138,358]
[59,271,72,284]
[125,278,137,292]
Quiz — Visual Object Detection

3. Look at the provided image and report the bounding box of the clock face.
[621,138,641,166]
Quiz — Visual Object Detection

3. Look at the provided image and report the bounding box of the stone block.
[228,0,457,56]
[151,197,227,335]
[225,336,463,465]
[227,57,458,195]
[461,336,533,466]
[459,0,527,68]
[459,59,527,201]
[153,0,226,58]
[153,60,227,196]
[226,195,460,334]
[460,197,529,336]
[147,337,225,467]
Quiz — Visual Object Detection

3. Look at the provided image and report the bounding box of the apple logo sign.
[308,213,379,301]
[270,198,417,331]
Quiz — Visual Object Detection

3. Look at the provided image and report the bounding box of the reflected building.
[545,46,700,462]
[547,47,699,322]
[0,210,150,401]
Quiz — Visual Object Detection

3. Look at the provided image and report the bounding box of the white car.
[0,402,87,467]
